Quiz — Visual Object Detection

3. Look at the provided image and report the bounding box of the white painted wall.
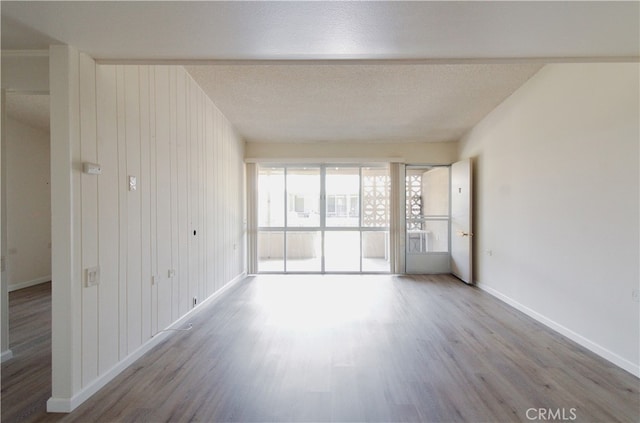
[1,52,49,93]
[459,63,640,376]
[246,141,458,164]
[5,117,51,291]
[48,47,246,411]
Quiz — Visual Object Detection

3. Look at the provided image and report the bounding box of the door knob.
[457,231,473,237]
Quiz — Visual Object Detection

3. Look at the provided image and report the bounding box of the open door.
[450,159,473,284]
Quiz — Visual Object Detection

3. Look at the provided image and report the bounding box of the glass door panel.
[324,231,360,272]
[258,167,285,227]
[256,164,390,273]
[258,231,284,272]
[286,231,321,272]
[286,167,320,227]
[326,167,360,227]
[362,231,389,272]
[362,167,390,228]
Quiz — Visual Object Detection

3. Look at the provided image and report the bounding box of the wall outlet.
[632,290,639,303]
[192,297,198,307]
[168,269,176,278]
[85,266,100,287]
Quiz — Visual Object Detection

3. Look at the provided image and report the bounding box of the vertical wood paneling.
[154,66,172,331]
[96,65,119,373]
[124,66,142,353]
[169,67,179,321]
[223,122,230,283]
[205,101,214,295]
[139,66,152,342]
[115,67,128,359]
[189,80,199,305]
[149,67,158,336]
[176,69,189,316]
[79,54,99,386]
[215,109,223,290]
[77,64,246,396]
[198,90,205,299]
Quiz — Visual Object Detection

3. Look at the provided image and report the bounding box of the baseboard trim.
[1,349,13,363]
[477,282,640,378]
[9,276,51,292]
[46,272,247,413]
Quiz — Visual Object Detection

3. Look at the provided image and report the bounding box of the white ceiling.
[1,1,638,143]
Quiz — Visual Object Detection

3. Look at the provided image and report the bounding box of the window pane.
[406,167,450,221]
[258,231,284,271]
[362,231,390,272]
[287,167,320,227]
[406,168,423,227]
[258,167,284,227]
[362,167,390,227]
[325,231,360,272]
[286,231,321,272]
[422,167,450,216]
[406,220,449,253]
[326,168,359,227]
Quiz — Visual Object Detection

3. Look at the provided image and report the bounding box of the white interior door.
[450,159,473,284]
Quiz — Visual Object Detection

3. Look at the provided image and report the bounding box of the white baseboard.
[1,349,13,363]
[9,276,51,292]
[477,282,640,378]
[46,272,247,413]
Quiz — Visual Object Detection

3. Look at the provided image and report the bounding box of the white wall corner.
[49,44,83,403]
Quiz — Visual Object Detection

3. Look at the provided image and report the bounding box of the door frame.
[404,164,452,275]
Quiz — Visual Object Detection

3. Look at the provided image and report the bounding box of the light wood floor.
[1,282,52,423]
[2,275,639,422]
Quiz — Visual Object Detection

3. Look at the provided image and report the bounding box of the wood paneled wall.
[77,59,245,388]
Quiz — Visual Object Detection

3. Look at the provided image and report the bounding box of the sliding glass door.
[257,164,390,273]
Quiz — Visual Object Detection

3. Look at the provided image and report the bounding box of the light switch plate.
[129,175,137,191]
[85,266,100,287]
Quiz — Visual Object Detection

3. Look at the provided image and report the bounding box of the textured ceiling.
[5,93,50,133]
[186,64,543,143]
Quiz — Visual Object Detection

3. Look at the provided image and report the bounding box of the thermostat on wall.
[83,162,102,175]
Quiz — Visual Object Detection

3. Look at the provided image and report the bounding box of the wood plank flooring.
[2,275,639,422]
[1,282,52,423]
